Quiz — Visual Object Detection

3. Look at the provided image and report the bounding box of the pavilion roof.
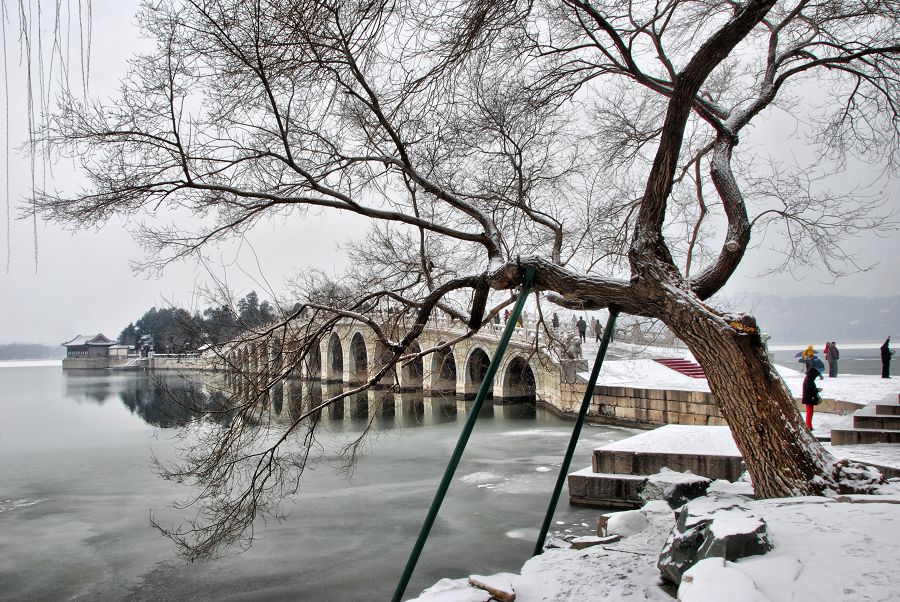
[62,333,117,347]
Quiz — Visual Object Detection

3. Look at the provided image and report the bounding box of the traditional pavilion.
[62,334,116,359]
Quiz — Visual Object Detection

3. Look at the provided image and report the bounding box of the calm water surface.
[770,346,888,375]
[0,364,635,601]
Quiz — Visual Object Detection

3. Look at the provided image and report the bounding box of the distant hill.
[0,343,66,361]
[742,295,900,344]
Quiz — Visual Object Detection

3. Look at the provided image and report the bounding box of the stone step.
[831,428,900,446]
[875,404,900,416]
[652,358,707,379]
[854,414,900,430]
[591,425,744,481]
[567,467,646,508]
[592,448,744,481]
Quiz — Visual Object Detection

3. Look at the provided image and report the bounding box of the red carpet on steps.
[652,358,706,379]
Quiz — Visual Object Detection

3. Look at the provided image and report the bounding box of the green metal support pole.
[532,307,620,556]
[392,267,536,602]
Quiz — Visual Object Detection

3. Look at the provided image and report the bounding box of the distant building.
[62,334,126,369]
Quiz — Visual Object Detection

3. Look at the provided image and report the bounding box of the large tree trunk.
[664,302,835,498]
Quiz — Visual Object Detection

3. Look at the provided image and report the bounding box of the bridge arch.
[465,347,492,397]
[430,344,457,394]
[326,332,344,382]
[400,341,423,391]
[500,354,537,402]
[349,332,368,384]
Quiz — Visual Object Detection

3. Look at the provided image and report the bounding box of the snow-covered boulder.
[657,498,772,584]
[706,478,754,499]
[677,558,769,602]
[640,468,711,507]
[598,508,649,537]
[598,500,671,538]
[832,458,885,494]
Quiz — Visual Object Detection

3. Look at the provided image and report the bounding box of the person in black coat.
[882,337,894,379]
[576,317,587,342]
[827,341,839,378]
[802,367,823,430]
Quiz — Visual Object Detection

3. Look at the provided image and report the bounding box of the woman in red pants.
[801,366,823,430]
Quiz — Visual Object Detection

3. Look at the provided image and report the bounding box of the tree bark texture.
[662,297,834,498]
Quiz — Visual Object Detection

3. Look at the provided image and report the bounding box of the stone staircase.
[653,358,706,379]
[831,395,900,445]
[568,425,743,508]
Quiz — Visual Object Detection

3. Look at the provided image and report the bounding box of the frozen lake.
[0,364,636,601]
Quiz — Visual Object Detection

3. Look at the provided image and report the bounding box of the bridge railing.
[362,311,547,346]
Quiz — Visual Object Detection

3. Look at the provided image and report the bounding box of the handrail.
[391,267,536,602]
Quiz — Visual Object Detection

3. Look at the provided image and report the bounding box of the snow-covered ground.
[577,345,899,407]
[409,355,900,602]
[599,424,739,457]
[410,484,900,602]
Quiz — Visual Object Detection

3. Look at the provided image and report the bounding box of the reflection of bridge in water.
[226,315,561,410]
[61,368,545,430]
[275,380,541,427]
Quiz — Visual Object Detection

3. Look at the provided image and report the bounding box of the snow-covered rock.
[707,478,755,499]
[598,500,672,537]
[413,482,900,602]
[657,498,771,584]
[640,468,711,507]
[831,458,885,494]
[599,508,649,537]
[677,557,769,602]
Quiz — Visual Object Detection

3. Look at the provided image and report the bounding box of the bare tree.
[34,0,899,558]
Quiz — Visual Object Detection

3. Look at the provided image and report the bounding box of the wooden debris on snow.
[468,573,516,602]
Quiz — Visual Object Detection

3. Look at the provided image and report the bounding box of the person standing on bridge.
[576,316,587,343]
[593,318,603,342]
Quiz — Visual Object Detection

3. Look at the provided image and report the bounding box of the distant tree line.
[118,291,280,353]
[0,343,65,360]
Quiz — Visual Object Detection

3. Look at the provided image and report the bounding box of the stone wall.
[62,357,129,370]
[546,378,861,429]
[794,397,863,415]
[149,355,215,371]
[550,382,726,428]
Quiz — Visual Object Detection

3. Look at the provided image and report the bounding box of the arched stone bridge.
[227,315,560,403]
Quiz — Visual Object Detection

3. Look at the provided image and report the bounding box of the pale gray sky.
[0,2,897,345]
